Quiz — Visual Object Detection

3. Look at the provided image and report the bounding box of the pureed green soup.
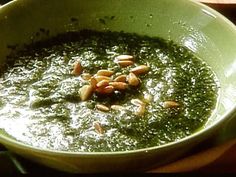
[0,30,218,152]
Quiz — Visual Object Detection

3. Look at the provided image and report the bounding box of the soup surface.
[0,30,218,152]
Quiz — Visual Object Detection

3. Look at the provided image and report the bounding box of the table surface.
[199,0,236,24]
[199,0,236,4]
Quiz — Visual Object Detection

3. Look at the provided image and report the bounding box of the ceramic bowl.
[0,0,236,173]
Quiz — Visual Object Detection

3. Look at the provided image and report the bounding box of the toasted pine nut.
[96,80,110,88]
[81,73,92,80]
[96,104,110,112]
[117,60,134,67]
[131,65,149,75]
[114,75,127,82]
[90,77,98,89]
[97,70,114,77]
[163,101,179,108]
[109,82,128,90]
[79,85,94,101]
[103,86,115,94]
[131,99,145,106]
[71,61,82,76]
[135,105,146,116]
[93,121,104,135]
[94,75,111,82]
[111,105,125,111]
[127,73,140,86]
[96,85,114,94]
[115,55,134,61]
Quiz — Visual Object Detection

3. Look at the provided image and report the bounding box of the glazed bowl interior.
[0,0,236,173]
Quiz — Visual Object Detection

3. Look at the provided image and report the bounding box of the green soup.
[0,30,219,152]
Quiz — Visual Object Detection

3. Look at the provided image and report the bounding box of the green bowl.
[0,0,236,173]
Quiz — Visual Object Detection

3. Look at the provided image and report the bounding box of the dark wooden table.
[202,3,236,23]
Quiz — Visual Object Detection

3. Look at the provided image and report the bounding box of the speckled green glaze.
[0,0,236,173]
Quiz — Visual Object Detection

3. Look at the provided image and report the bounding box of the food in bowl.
[0,30,219,152]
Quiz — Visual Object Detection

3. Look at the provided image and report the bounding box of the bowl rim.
[0,0,236,156]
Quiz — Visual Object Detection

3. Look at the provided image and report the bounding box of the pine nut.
[130,65,149,75]
[96,80,110,88]
[127,72,140,86]
[96,85,114,94]
[79,85,94,101]
[131,99,145,106]
[111,105,125,111]
[109,82,128,90]
[71,61,82,76]
[163,101,179,108]
[90,77,98,89]
[115,55,134,61]
[96,104,110,112]
[135,105,146,116]
[97,70,114,77]
[94,75,111,82]
[93,121,104,135]
[117,60,134,67]
[114,75,127,82]
[81,73,92,80]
